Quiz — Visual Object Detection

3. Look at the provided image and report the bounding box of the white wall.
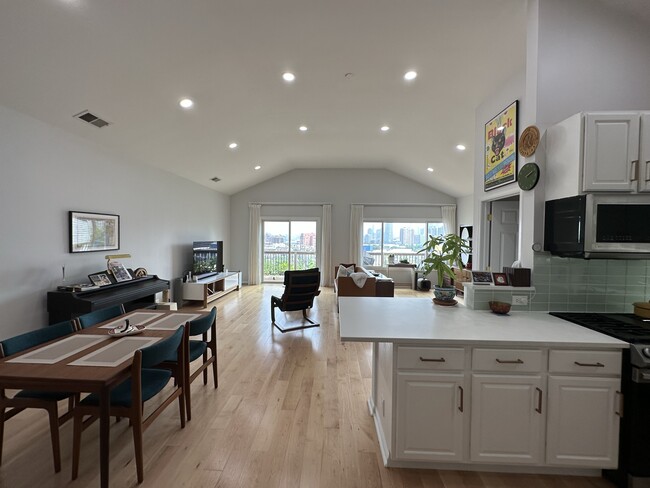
[536,0,650,128]
[456,194,474,229]
[229,168,456,282]
[0,105,229,339]
[473,70,526,270]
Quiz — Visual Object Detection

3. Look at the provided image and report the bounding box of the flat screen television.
[192,241,223,276]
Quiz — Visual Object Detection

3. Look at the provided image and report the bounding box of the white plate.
[108,325,146,337]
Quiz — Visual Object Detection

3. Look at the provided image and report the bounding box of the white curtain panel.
[349,204,364,265]
[321,204,333,287]
[248,204,262,285]
[442,205,456,235]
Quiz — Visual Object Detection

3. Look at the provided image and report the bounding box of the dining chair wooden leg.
[132,411,144,484]
[202,351,209,385]
[0,405,5,466]
[212,355,218,389]
[46,404,62,473]
[71,413,83,480]
[185,364,192,422]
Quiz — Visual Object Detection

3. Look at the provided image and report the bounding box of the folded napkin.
[350,272,368,288]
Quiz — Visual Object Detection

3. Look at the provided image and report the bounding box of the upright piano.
[47,275,170,324]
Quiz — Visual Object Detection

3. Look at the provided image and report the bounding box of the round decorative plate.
[518,125,540,157]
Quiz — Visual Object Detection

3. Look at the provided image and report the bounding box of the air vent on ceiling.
[211,177,221,183]
[73,110,110,128]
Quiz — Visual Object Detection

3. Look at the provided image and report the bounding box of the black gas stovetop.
[550,312,650,344]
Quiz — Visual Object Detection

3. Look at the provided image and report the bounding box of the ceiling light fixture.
[404,70,418,81]
[228,142,238,149]
[254,165,261,171]
[282,72,295,82]
[427,167,434,172]
[179,98,194,109]
[299,125,308,132]
[456,144,466,151]
[380,125,390,132]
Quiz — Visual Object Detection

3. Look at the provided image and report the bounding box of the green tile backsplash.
[531,253,650,313]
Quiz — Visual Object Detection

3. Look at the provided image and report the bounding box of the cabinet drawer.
[549,350,621,375]
[397,346,465,371]
[472,348,543,372]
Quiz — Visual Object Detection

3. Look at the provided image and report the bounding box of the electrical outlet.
[512,295,528,306]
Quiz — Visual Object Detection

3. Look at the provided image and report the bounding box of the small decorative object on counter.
[388,254,395,264]
[633,302,650,319]
[489,301,511,315]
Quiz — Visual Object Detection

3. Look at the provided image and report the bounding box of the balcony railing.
[263,251,317,281]
[362,251,425,267]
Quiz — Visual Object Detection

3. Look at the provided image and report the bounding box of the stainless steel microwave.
[544,194,650,258]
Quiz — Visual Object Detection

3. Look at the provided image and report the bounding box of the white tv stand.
[181,271,241,307]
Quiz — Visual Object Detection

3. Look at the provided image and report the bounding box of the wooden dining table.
[0,309,204,488]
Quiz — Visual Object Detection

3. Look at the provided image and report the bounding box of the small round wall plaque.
[518,125,540,157]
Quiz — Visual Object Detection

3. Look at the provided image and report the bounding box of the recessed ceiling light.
[228,142,238,149]
[179,98,194,109]
[380,125,390,132]
[299,125,308,132]
[254,165,261,171]
[427,167,434,172]
[282,72,295,82]
[456,144,466,151]
[404,70,418,81]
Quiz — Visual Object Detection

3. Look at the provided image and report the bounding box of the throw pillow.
[337,264,355,278]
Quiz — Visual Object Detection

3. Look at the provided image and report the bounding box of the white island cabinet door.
[583,112,639,192]
[546,376,620,468]
[470,374,545,464]
[395,372,465,462]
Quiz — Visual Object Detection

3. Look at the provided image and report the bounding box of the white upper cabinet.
[583,113,639,192]
[546,111,648,200]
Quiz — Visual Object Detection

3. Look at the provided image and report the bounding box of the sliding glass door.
[263,220,318,282]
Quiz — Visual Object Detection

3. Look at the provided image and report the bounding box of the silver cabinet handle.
[615,390,623,417]
[645,160,650,182]
[631,160,639,181]
[419,356,445,362]
[574,361,605,367]
[535,387,543,414]
[496,358,524,364]
[458,385,464,412]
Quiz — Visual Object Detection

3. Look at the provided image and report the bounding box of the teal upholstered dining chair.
[76,304,125,329]
[71,325,186,484]
[0,320,77,473]
[161,307,217,421]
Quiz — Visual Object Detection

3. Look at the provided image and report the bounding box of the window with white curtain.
[262,220,319,282]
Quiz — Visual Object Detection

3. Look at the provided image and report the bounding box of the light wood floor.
[0,286,616,488]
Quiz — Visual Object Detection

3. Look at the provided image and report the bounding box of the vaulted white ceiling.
[0,1,645,197]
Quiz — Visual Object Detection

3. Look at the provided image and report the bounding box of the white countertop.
[338,297,628,349]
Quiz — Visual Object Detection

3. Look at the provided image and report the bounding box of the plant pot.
[433,285,456,302]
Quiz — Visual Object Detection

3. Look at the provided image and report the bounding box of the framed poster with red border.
[484,100,518,191]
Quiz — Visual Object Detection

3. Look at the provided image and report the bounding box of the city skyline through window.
[263,220,318,281]
[362,221,444,266]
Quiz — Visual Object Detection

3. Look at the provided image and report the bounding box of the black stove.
[551,312,650,488]
[550,312,650,344]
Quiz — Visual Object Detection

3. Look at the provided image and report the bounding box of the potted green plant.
[418,233,471,304]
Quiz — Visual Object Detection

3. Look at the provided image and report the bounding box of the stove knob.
[643,347,650,359]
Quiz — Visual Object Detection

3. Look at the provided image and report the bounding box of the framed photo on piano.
[107,261,132,283]
[88,272,113,287]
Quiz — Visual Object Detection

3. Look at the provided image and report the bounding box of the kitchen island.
[339,297,628,476]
